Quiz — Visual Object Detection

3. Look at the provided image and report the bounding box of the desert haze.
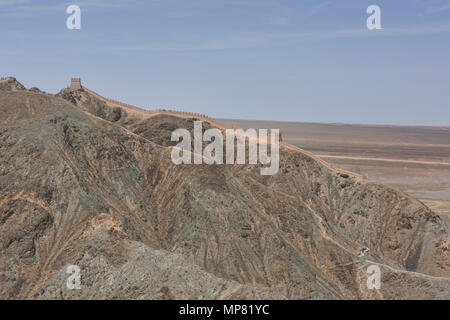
[0,77,448,300]
[221,119,450,227]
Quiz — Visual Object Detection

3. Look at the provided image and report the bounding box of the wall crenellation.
[155,109,212,120]
[70,78,231,130]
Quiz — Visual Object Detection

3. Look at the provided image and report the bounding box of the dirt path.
[81,85,366,180]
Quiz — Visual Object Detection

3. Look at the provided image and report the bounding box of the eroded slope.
[0,83,448,300]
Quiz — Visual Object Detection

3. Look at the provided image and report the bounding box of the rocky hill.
[0,80,448,299]
[0,77,26,92]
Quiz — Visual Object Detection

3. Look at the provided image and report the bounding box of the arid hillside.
[221,119,450,227]
[0,78,448,299]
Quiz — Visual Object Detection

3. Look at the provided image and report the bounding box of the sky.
[1,0,450,125]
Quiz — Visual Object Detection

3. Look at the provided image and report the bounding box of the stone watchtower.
[70,78,82,90]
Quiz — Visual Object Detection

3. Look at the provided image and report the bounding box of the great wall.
[70,78,230,129]
[69,78,366,179]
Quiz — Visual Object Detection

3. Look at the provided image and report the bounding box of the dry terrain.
[0,77,448,300]
[221,119,450,227]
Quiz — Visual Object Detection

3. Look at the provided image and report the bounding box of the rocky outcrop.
[0,77,26,91]
[0,79,448,300]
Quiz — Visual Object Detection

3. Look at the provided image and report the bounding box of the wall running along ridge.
[70,78,366,179]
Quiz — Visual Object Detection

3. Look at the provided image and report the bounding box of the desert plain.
[221,119,450,226]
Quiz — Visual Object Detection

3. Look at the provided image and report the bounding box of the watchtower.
[70,78,82,90]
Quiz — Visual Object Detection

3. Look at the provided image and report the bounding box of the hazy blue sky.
[1,0,449,125]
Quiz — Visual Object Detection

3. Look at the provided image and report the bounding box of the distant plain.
[221,119,450,226]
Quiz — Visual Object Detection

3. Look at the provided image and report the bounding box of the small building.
[70,78,82,90]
